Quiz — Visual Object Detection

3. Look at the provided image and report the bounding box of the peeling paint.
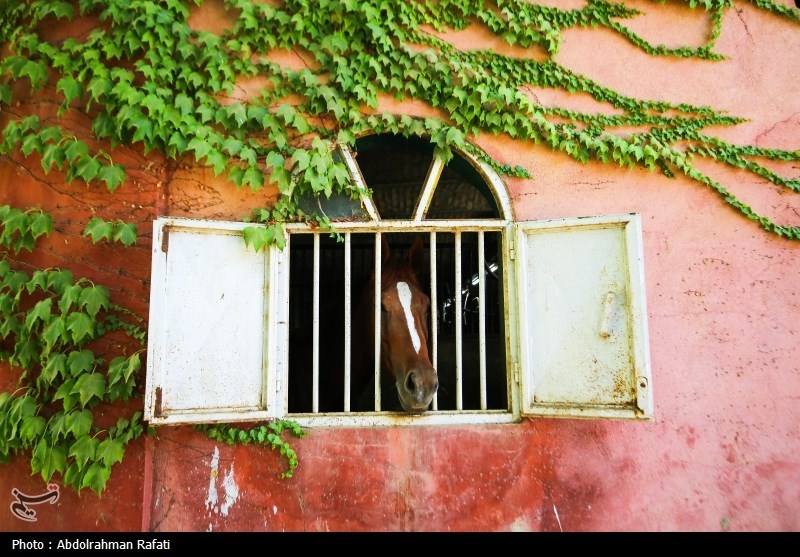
[204,446,240,518]
[205,447,220,512]
[219,465,239,517]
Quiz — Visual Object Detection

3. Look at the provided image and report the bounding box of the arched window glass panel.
[354,134,433,219]
[426,152,500,219]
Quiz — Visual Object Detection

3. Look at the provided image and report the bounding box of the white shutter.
[515,214,653,420]
[144,217,284,424]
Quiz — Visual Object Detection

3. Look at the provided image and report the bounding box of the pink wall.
[2,1,798,532]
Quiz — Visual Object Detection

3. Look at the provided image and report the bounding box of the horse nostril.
[405,372,416,393]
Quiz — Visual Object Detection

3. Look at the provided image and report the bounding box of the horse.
[288,235,439,414]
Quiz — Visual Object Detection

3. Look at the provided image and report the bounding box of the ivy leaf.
[112,222,137,246]
[83,217,113,243]
[68,434,99,469]
[58,284,83,314]
[25,298,52,330]
[28,211,53,237]
[98,164,125,192]
[66,408,93,438]
[40,352,67,384]
[106,356,126,387]
[53,379,78,411]
[19,416,46,443]
[187,137,211,161]
[67,349,95,376]
[47,412,69,440]
[75,156,101,182]
[96,438,124,467]
[0,84,11,104]
[41,144,66,172]
[66,311,94,343]
[242,226,271,252]
[32,440,67,482]
[20,60,48,90]
[79,285,109,317]
[81,462,111,495]
[175,93,193,115]
[71,373,106,407]
[56,75,83,104]
[42,316,67,351]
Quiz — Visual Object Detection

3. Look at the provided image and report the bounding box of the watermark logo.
[10,484,60,522]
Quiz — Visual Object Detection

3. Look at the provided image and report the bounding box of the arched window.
[144,135,653,427]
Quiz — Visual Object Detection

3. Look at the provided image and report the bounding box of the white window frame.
[143,144,654,427]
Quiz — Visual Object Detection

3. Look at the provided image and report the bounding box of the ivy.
[195,421,306,479]
[83,217,138,247]
[0,0,795,244]
[0,206,147,495]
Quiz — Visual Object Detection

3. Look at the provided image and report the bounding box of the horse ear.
[408,237,424,272]
[381,235,390,264]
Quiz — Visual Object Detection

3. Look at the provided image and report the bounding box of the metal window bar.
[312,233,320,413]
[344,232,352,412]
[430,231,438,411]
[455,231,463,410]
[374,232,382,411]
[478,231,487,410]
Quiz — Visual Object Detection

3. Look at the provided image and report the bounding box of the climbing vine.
[0,205,146,495]
[0,0,799,493]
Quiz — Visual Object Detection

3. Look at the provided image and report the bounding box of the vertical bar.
[374,232,382,411]
[344,233,352,412]
[455,231,463,410]
[312,233,320,413]
[478,231,487,410]
[430,232,438,411]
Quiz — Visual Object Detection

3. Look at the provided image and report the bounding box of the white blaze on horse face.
[396,282,422,354]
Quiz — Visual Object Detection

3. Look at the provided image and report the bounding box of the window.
[144,135,653,426]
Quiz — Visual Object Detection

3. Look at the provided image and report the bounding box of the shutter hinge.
[160,227,170,253]
[508,234,515,261]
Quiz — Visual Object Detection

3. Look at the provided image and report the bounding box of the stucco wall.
[2,1,798,532]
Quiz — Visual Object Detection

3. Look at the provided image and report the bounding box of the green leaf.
[111,222,137,246]
[28,211,53,237]
[56,75,83,104]
[98,164,125,192]
[0,85,11,104]
[41,144,66,172]
[96,437,124,467]
[66,311,94,343]
[74,156,101,182]
[25,298,52,330]
[47,412,69,440]
[81,462,111,495]
[67,349,95,376]
[66,408,93,438]
[32,440,67,482]
[83,217,113,243]
[19,415,45,442]
[79,285,109,317]
[40,352,67,384]
[188,137,212,161]
[58,284,83,314]
[54,379,78,411]
[68,434,98,468]
[71,373,105,406]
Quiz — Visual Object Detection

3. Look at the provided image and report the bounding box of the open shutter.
[144,217,284,425]
[515,214,653,420]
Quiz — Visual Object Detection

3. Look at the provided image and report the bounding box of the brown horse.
[289,235,438,414]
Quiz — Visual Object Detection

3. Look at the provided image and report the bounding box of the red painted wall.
[2,1,799,532]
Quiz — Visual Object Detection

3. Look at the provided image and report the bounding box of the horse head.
[377,236,438,413]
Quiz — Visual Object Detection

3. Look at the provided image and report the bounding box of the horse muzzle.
[397,367,438,413]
